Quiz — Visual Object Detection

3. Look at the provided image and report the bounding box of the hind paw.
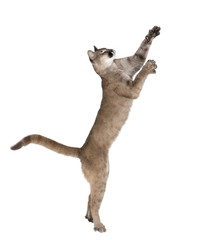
[94,223,106,233]
[85,215,93,223]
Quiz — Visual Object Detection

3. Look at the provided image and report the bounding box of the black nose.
[108,50,114,58]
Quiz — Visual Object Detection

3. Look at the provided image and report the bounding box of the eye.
[100,50,105,54]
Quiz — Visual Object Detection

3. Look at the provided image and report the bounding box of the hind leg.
[85,194,93,223]
[90,181,107,232]
[81,153,109,232]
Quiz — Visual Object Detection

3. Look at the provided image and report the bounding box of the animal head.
[88,46,116,75]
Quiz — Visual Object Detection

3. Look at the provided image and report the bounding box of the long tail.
[10,134,80,158]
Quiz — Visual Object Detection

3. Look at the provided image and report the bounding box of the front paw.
[145,26,161,42]
[144,60,157,74]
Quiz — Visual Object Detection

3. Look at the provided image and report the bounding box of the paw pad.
[145,26,161,42]
[145,60,157,74]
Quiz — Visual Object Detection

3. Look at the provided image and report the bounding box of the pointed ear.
[87,50,96,61]
[94,46,98,52]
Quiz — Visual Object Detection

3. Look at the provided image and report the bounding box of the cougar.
[11,26,161,233]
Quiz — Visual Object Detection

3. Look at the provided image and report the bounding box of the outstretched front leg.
[134,26,161,62]
[131,60,157,98]
[115,26,160,77]
[113,60,157,99]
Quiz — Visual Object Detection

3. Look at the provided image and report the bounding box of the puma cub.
[11,26,161,232]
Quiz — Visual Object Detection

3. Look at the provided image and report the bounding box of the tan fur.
[11,26,160,232]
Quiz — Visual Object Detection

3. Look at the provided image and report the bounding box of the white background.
[0,0,197,239]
